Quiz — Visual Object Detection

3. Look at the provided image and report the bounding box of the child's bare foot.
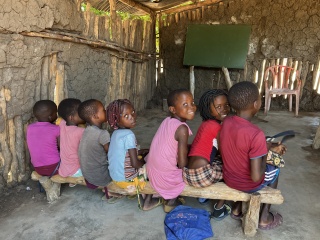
[142,198,163,211]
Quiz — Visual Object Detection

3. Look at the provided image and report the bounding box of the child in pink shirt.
[58,98,85,182]
[146,89,196,213]
[27,100,60,176]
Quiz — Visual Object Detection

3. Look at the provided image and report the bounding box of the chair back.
[264,65,301,91]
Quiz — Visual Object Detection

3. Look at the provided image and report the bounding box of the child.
[220,81,286,230]
[146,89,196,213]
[184,89,231,220]
[78,99,117,200]
[57,98,85,184]
[26,100,60,176]
[106,99,162,210]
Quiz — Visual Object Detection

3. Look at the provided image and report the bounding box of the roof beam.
[118,0,155,15]
[159,0,222,15]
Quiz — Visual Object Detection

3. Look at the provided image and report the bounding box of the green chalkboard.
[183,24,251,69]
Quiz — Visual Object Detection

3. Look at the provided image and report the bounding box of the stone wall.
[0,0,156,188]
[158,0,320,110]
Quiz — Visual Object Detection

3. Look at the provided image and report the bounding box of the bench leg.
[39,176,61,203]
[242,192,261,237]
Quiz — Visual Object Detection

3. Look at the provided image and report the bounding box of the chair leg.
[264,93,269,115]
[295,94,299,117]
[267,96,271,112]
[288,95,292,112]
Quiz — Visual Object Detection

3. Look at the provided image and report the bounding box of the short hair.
[198,89,228,121]
[167,89,191,107]
[58,98,81,121]
[228,81,259,110]
[33,100,57,120]
[78,99,100,123]
[106,99,133,130]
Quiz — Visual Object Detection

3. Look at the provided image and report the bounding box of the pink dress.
[146,117,192,199]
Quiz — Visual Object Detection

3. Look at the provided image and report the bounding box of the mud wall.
[0,0,156,188]
[158,0,320,110]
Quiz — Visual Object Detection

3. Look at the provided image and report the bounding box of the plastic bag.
[164,205,213,240]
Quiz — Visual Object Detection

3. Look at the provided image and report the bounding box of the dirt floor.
[0,108,320,240]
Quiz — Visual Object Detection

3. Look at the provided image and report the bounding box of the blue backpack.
[164,205,214,240]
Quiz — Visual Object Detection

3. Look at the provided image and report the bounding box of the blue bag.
[164,205,213,240]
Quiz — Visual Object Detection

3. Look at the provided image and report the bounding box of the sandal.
[69,183,77,188]
[230,211,243,220]
[101,195,124,204]
[142,198,164,211]
[211,203,231,221]
[163,198,185,213]
[258,212,283,230]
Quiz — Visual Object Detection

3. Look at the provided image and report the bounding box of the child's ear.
[253,100,259,111]
[169,106,176,114]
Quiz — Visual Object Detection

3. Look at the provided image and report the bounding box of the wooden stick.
[190,66,195,97]
[160,0,222,15]
[20,31,154,59]
[222,67,233,90]
[39,176,61,203]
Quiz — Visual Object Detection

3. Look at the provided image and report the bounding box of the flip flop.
[230,211,244,220]
[258,212,283,230]
[127,195,137,200]
[101,195,124,204]
[163,198,185,213]
[143,198,164,211]
[211,203,231,221]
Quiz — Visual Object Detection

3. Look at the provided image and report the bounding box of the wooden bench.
[31,171,284,237]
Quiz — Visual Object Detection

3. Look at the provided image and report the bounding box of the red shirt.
[189,120,221,161]
[220,116,267,191]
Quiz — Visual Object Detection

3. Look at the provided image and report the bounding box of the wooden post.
[222,67,232,90]
[190,66,195,97]
[39,176,61,203]
[109,0,117,42]
[243,192,261,236]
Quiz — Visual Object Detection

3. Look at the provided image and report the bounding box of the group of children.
[27,81,286,230]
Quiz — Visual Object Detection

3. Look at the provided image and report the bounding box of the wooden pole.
[222,67,232,90]
[190,66,195,97]
[20,31,153,60]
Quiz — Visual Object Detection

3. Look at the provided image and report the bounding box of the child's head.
[198,89,230,122]
[106,99,136,130]
[228,81,261,114]
[167,89,196,122]
[58,98,84,125]
[33,100,57,123]
[78,99,106,126]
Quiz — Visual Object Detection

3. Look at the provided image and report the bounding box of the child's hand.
[270,142,287,155]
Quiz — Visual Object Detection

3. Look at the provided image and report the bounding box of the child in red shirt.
[220,81,286,230]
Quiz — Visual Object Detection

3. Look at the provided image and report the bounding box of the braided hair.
[198,89,228,121]
[106,99,133,130]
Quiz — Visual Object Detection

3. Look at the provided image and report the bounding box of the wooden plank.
[107,181,284,205]
[14,116,26,181]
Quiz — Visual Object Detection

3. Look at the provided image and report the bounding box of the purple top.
[27,122,60,167]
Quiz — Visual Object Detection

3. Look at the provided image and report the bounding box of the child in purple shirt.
[27,100,60,176]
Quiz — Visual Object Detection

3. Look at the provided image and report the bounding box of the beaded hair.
[106,99,133,130]
[198,89,228,121]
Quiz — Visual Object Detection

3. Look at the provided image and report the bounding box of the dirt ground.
[0,108,320,240]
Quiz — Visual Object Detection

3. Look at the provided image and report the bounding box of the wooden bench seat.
[31,171,284,236]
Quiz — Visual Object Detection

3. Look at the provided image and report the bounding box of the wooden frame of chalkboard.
[183,24,251,69]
